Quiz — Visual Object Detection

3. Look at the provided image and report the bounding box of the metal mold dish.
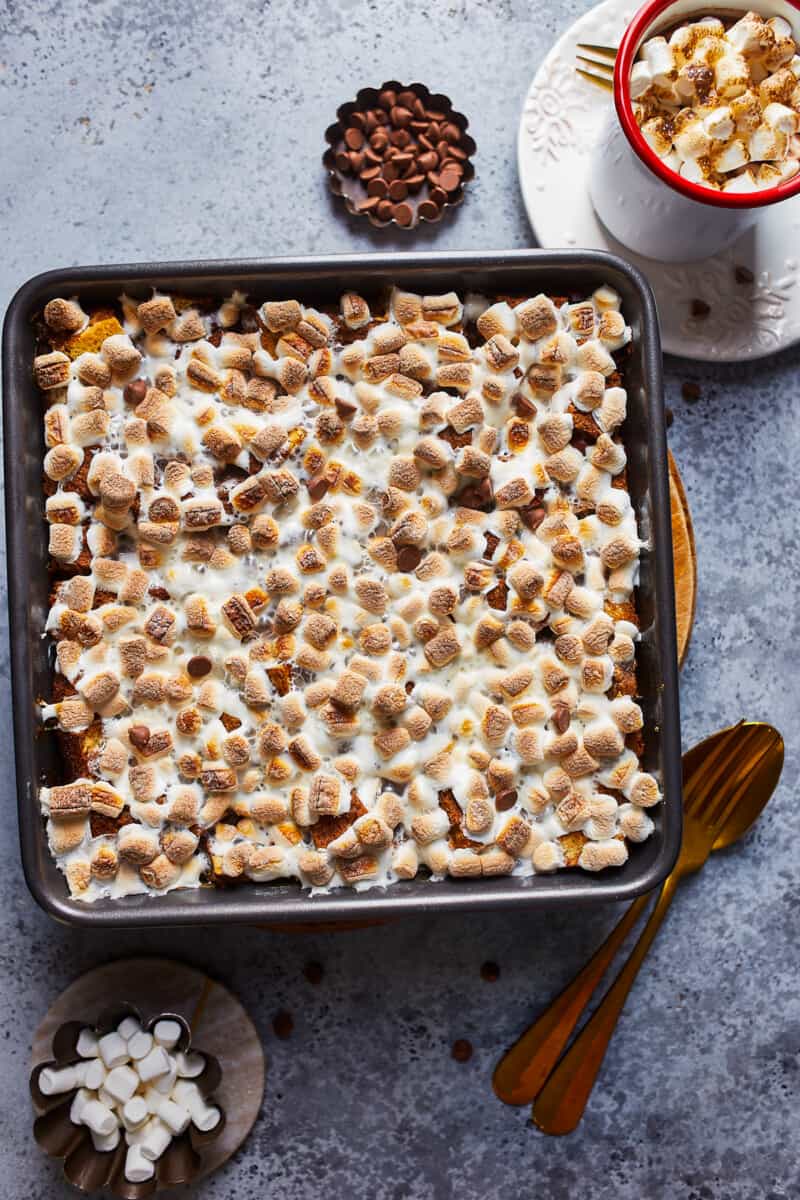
[3,249,681,928]
[323,80,476,229]
[30,1003,224,1197]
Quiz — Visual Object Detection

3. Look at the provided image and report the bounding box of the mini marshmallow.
[152,1057,178,1095]
[97,1086,117,1110]
[704,106,734,141]
[763,102,799,134]
[139,1116,173,1162]
[122,1095,150,1132]
[70,1087,93,1125]
[117,1017,142,1041]
[714,138,750,172]
[727,12,768,55]
[630,60,652,98]
[175,1050,205,1078]
[39,1065,79,1095]
[715,51,750,97]
[104,1064,140,1104]
[149,1099,190,1132]
[172,1080,221,1132]
[91,1126,121,1153]
[673,119,712,161]
[137,1044,172,1083]
[769,17,794,42]
[125,1144,155,1184]
[97,1031,129,1070]
[641,36,675,86]
[641,117,673,157]
[723,168,759,192]
[152,1019,182,1050]
[82,1058,107,1091]
[749,123,787,160]
[80,1098,118,1138]
[76,1028,99,1058]
[679,158,713,185]
[127,1030,154,1060]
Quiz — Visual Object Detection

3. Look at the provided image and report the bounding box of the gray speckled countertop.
[1,2,798,1197]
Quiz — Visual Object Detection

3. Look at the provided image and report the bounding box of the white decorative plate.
[517,0,800,361]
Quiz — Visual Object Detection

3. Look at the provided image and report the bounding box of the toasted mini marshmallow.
[749,122,788,160]
[756,157,800,186]
[703,105,735,140]
[713,138,750,173]
[641,116,674,157]
[674,118,712,161]
[641,36,676,86]
[727,12,769,55]
[715,51,750,97]
[763,101,799,134]
[629,60,653,98]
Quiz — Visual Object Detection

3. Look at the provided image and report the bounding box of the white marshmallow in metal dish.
[175,1050,205,1079]
[76,1028,99,1059]
[103,1064,139,1104]
[152,1019,183,1050]
[138,1116,173,1162]
[121,1095,149,1132]
[117,1016,142,1041]
[97,1031,129,1070]
[91,1126,120,1153]
[124,1143,155,1184]
[136,1044,172,1083]
[127,1030,154,1060]
[39,1065,80,1095]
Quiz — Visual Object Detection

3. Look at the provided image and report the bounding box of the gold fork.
[575,42,618,92]
[531,721,782,1134]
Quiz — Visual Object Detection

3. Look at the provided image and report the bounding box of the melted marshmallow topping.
[36,284,659,902]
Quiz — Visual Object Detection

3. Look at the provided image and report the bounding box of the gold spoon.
[493,722,783,1117]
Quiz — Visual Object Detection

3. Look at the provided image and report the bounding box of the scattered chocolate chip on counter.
[690,298,711,319]
[681,381,702,402]
[272,1011,294,1040]
[303,962,324,986]
[325,82,475,229]
[451,1038,473,1063]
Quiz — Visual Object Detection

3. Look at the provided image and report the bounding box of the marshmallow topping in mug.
[631,10,800,192]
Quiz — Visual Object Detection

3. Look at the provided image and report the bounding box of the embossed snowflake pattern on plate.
[517,0,800,361]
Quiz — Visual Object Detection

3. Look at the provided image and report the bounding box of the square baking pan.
[3,249,681,927]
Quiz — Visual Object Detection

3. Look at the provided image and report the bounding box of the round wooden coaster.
[668,452,697,668]
[30,958,264,1188]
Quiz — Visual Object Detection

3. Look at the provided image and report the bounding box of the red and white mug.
[590,0,800,261]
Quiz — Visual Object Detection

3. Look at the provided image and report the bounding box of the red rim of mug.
[613,0,800,208]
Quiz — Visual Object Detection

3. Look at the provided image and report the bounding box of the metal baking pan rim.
[3,249,681,928]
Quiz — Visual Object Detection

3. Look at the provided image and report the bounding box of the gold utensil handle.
[492,891,650,1106]
[533,872,680,1135]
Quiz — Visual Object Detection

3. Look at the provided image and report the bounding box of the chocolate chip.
[129,724,151,750]
[388,179,408,201]
[377,199,394,221]
[359,165,381,182]
[335,151,350,173]
[378,89,397,109]
[303,962,324,986]
[690,298,710,318]
[451,1038,473,1063]
[306,474,329,501]
[495,789,517,812]
[272,1011,294,1040]
[392,202,414,226]
[418,199,439,221]
[344,127,364,150]
[439,169,461,193]
[520,503,546,531]
[358,195,380,213]
[335,396,358,419]
[187,655,212,678]
[397,545,423,572]
[390,105,413,128]
[367,177,388,198]
[123,378,147,406]
[397,89,417,108]
[551,701,571,734]
[735,265,754,284]
[681,381,701,402]
[480,961,500,982]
